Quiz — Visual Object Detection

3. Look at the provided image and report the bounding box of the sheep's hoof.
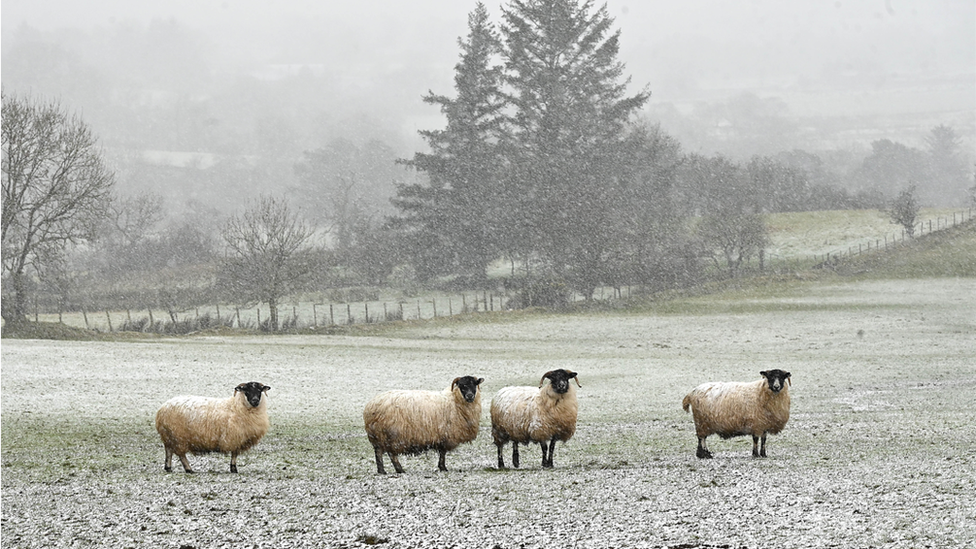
[696,449,713,459]
[163,466,172,472]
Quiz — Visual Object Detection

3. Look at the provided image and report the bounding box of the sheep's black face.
[453,376,483,403]
[760,370,791,393]
[236,381,270,408]
[543,369,578,395]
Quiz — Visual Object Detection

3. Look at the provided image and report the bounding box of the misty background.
[3,0,974,216]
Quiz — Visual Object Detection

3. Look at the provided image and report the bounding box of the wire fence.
[35,290,515,333]
[806,208,973,268]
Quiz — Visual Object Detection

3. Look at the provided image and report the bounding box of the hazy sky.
[3,0,974,149]
[5,0,972,95]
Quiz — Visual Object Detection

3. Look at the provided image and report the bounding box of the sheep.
[490,369,580,469]
[363,375,484,474]
[155,381,271,473]
[681,369,791,459]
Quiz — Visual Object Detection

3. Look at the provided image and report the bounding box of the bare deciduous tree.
[2,91,115,322]
[886,185,921,237]
[219,195,317,331]
[696,213,769,278]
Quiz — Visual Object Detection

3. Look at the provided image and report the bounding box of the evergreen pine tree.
[499,0,649,297]
[396,3,506,283]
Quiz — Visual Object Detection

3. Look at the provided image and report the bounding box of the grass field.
[3,215,975,547]
[3,269,975,547]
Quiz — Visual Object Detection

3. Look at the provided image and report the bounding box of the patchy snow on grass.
[3,277,975,548]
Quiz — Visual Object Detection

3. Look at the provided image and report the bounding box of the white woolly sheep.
[363,376,484,474]
[155,381,271,473]
[682,369,791,459]
[490,369,580,469]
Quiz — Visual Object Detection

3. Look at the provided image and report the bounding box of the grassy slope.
[834,215,976,278]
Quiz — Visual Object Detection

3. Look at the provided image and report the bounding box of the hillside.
[764,208,970,260]
[832,215,976,279]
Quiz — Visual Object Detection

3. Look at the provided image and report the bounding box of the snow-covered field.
[3,277,975,548]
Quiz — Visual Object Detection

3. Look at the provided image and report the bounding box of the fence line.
[37,290,517,333]
[31,208,974,333]
[807,208,972,268]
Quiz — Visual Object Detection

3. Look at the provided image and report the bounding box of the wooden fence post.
[105,310,113,331]
[313,304,318,327]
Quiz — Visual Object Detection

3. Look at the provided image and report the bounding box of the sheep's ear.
[263,385,271,392]
[451,377,460,391]
[760,371,769,379]
[476,378,484,386]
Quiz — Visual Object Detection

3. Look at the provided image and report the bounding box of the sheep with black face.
[682,369,791,458]
[363,375,484,474]
[155,381,271,473]
[490,369,580,469]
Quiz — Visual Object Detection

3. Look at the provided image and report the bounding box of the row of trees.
[389,1,935,297]
[1,90,300,328]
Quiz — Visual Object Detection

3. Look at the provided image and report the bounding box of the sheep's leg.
[759,433,768,458]
[388,453,405,474]
[512,443,520,469]
[230,451,239,473]
[495,443,506,469]
[373,447,387,474]
[752,436,760,457]
[163,448,174,472]
[177,453,194,473]
[696,437,712,459]
[437,448,448,472]
[543,439,557,468]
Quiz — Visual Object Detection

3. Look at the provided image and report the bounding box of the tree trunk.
[2,271,29,322]
[0,296,27,329]
[268,297,279,332]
